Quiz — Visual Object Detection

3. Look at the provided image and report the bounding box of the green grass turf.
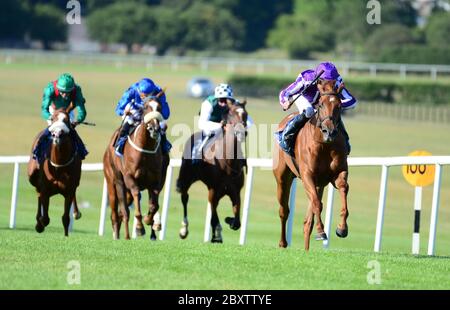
[0,62,449,289]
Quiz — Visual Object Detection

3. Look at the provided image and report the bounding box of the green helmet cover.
[56,73,75,92]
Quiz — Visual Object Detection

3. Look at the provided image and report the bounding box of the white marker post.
[412,186,422,255]
[402,150,435,255]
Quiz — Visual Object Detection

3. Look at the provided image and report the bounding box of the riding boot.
[115,122,131,157]
[32,128,51,164]
[276,112,309,157]
[71,129,88,160]
[337,117,351,155]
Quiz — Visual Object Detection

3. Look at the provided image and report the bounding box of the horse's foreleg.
[125,175,144,237]
[62,194,73,237]
[314,186,327,241]
[225,190,241,231]
[35,195,45,233]
[335,170,349,238]
[209,189,223,243]
[302,175,322,251]
[39,193,50,228]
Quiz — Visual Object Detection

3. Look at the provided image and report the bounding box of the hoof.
[74,212,82,220]
[143,215,152,226]
[315,232,328,241]
[152,223,161,231]
[179,230,188,240]
[136,226,146,236]
[211,237,223,243]
[35,223,45,233]
[279,240,288,248]
[336,227,348,238]
[225,217,241,230]
[39,216,50,227]
[150,232,157,241]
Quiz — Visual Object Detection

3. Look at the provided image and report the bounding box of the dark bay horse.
[27,109,82,236]
[176,100,248,243]
[273,80,349,250]
[103,100,169,240]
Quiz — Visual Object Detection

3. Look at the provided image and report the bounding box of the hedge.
[228,75,450,105]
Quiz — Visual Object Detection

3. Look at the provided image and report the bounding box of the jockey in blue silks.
[276,62,357,156]
[114,78,171,157]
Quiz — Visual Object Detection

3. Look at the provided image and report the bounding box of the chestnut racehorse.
[103,100,169,240]
[273,80,349,250]
[27,109,82,236]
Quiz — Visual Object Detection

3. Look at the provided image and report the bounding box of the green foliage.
[0,0,30,40]
[425,12,450,47]
[29,3,67,49]
[87,2,156,50]
[379,0,417,27]
[366,24,416,60]
[228,0,293,51]
[378,45,450,65]
[267,0,333,59]
[177,2,245,52]
[228,75,450,105]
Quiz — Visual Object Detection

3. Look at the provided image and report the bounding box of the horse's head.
[225,99,248,143]
[48,109,71,145]
[143,98,163,139]
[315,80,344,143]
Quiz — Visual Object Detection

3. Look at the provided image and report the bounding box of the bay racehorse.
[103,99,169,240]
[176,100,248,243]
[273,80,349,250]
[27,108,82,236]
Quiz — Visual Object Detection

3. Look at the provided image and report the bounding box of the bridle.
[314,91,340,130]
[48,114,76,168]
[127,105,163,155]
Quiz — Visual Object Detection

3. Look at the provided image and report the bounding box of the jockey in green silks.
[32,73,88,163]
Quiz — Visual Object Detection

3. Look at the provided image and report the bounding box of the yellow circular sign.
[402,150,435,187]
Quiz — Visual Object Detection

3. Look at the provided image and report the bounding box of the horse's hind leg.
[35,195,45,233]
[177,166,195,239]
[108,182,120,240]
[72,196,82,220]
[62,194,73,236]
[179,188,190,239]
[115,182,131,239]
[335,170,349,238]
[144,189,160,241]
[273,154,294,248]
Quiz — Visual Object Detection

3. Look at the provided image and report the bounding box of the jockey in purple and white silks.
[276,62,357,156]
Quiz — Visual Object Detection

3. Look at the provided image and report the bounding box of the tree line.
[1,0,449,64]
